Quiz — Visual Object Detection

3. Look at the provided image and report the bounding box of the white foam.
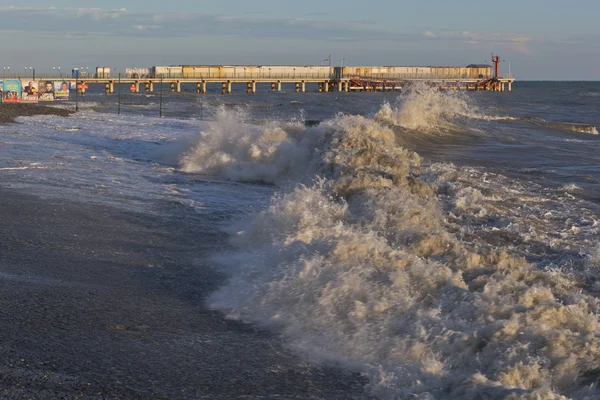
[206,109,600,399]
[561,183,582,192]
[179,106,320,184]
[374,83,512,132]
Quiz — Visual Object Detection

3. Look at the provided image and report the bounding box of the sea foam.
[182,98,600,399]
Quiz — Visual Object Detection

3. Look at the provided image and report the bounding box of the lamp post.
[159,75,163,118]
[75,76,80,112]
[503,60,511,78]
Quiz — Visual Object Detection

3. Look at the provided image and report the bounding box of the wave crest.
[179,107,317,183]
[198,105,600,399]
[375,84,480,131]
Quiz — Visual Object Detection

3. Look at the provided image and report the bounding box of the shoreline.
[0,187,372,399]
[0,103,72,123]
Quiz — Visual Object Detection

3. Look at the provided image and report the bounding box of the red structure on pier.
[492,54,500,78]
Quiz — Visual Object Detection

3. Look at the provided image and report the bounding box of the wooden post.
[118,73,121,115]
[159,76,163,118]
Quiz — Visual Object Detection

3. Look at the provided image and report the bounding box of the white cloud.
[0,5,400,42]
[424,30,534,54]
[133,25,161,31]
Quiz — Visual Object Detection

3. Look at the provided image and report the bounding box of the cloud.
[424,30,534,54]
[0,5,398,42]
[0,6,128,19]
[133,25,161,31]
[0,4,539,58]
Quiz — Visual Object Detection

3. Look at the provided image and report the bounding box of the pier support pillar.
[202,81,206,94]
[277,81,282,91]
[227,81,232,94]
[301,81,305,92]
[176,81,181,93]
[245,81,257,94]
[135,82,140,93]
[337,81,342,92]
[149,82,154,92]
[196,82,202,94]
[508,81,512,92]
[105,82,111,94]
[324,81,329,93]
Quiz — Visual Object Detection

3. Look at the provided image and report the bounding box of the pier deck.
[2,68,515,94]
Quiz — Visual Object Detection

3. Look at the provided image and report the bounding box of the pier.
[4,74,513,95]
[2,57,515,96]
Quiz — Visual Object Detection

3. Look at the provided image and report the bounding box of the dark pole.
[118,73,121,115]
[159,75,163,118]
[32,68,35,80]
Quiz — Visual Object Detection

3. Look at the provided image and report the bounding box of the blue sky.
[0,0,598,79]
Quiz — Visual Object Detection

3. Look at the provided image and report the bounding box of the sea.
[1,81,600,399]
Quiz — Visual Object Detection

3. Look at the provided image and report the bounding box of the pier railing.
[0,72,514,82]
[138,72,335,80]
[348,73,493,81]
[1,72,336,80]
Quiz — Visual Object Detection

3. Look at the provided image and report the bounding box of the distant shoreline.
[0,103,72,124]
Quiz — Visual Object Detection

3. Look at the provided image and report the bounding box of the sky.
[0,0,598,80]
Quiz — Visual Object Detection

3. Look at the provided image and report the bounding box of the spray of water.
[180,97,600,399]
[375,83,515,134]
[180,106,322,184]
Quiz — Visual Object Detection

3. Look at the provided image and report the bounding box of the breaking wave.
[544,122,599,135]
[180,106,319,184]
[182,101,600,399]
[374,83,513,132]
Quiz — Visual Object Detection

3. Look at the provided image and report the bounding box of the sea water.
[0,81,599,399]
